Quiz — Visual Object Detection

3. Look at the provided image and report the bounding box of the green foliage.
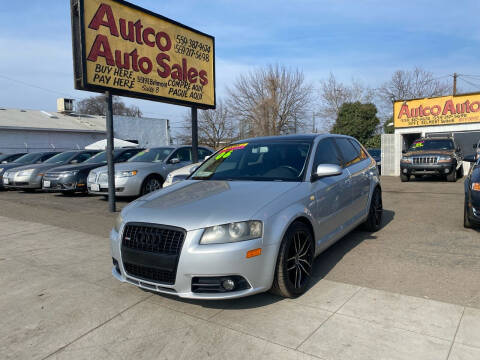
[364,135,381,148]
[331,102,380,144]
[383,116,394,134]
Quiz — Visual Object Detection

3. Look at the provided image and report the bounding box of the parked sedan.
[1,151,60,189]
[88,145,213,197]
[0,152,27,164]
[164,162,201,187]
[3,150,99,191]
[464,154,480,228]
[110,134,382,299]
[42,148,143,194]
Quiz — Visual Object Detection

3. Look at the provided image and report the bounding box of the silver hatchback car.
[111,134,382,299]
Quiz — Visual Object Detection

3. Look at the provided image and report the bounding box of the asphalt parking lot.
[1,176,479,359]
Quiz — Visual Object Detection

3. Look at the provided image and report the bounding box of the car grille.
[44,172,62,180]
[121,223,186,285]
[413,156,438,165]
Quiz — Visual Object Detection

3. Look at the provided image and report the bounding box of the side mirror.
[204,155,211,161]
[311,164,343,181]
[189,165,199,174]
[463,154,477,163]
[170,158,180,164]
[402,149,406,154]
[70,159,79,164]
[456,147,461,152]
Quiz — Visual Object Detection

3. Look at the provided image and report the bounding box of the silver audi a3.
[111,134,382,299]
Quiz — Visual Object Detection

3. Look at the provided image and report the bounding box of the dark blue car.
[464,154,480,228]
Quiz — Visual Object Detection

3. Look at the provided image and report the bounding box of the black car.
[43,148,144,194]
[464,154,480,228]
[367,149,381,174]
[0,152,27,164]
[400,137,463,182]
[0,151,60,189]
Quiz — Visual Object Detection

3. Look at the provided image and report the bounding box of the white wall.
[114,116,170,147]
[381,134,402,176]
[0,129,105,154]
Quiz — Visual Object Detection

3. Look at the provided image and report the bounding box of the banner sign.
[71,0,215,109]
[394,93,480,128]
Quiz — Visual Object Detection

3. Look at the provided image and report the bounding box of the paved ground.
[0,176,479,359]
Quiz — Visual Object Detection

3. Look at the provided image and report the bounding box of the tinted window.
[116,149,142,163]
[335,138,361,167]
[171,147,192,162]
[73,152,95,163]
[128,148,173,163]
[40,153,59,162]
[44,151,78,164]
[409,139,454,151]
[313,138,342,167]
[198,148,213,160]
[13,153,40,164]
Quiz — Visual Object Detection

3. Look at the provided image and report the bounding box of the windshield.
[12,153,40,164]
[128,148,173,163]
[191,141,312,182]
[409,139,454,151]
[43,151,76,164]
[84,151,108,164]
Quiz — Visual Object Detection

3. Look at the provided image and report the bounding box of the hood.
[404,150,454,157]
[5,163,62,173]
[93,161,164,173]
[1,162,33,172]
[123,180,300,231]
[46,163,104,173]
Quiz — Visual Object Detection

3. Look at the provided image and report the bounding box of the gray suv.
[88,145,213,197]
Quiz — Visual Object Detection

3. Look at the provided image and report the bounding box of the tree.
[317,73,374,131]
[378,67,450,107]
[332,102,380,145]
[177,100,236,149]
[76,95,142,117]
[228,64,312,137]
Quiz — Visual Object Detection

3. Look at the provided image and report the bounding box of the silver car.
[110,134,382,299]
[88,146,213,197]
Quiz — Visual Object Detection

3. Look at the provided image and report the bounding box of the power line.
[0,74,75,98]
[457,77,480,92]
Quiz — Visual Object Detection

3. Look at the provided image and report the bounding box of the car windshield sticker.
[413,141,424,148]
[215,143,248,160]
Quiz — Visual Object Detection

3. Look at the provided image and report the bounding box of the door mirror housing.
[463,154,477,163]
[189,165,199,174]
[170,157,180,164]
[311,164,343,181]
[70,159,79,164]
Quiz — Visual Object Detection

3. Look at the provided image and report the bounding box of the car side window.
[349,139,368,161]
[116,150,139,163]
[198,148,213,159]
[40,153,55,161]
[313,138,342,168]
[171,148,192,162]
[335,138,362,167]
[74,153,94,163]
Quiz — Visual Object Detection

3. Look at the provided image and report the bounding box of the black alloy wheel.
[363,188,383,232]
[271,222,314,298]
[141,176,163,195]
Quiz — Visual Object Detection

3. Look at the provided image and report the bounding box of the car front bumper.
[42,176,87,192]
[88,176,141,197]
[2,174,42,189]
[110,226,277,299]
[401,162,455,176]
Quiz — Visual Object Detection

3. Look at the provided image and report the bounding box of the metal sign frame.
[70,0,216,110]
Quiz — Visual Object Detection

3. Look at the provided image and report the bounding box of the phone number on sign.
[175,34,211,52]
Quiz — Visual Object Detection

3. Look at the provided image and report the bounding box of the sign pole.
[105,91,116,213]
[191,107,199,163]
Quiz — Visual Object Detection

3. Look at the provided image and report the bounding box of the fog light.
[222,279,235,291]
[402,169,408,174]
[444,168,450,173]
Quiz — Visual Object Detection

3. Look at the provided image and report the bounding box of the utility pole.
[453,73,457,96]
[312,112,316,133]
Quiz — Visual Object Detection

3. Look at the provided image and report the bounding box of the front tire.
[141,175,163,195]
[464,203,472,229]
[362,187,383,232]
[400,173,410,182]
[271,222,314,298]
[446,169,457,182]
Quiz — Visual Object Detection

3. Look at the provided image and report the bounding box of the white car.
[163,162,201,187]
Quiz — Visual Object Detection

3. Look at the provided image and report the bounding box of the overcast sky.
[1,0,479,133]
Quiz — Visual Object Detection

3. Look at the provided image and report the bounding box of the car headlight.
[472,182,480,191]
[115,170,138,177]
[60,170,79,177]
[438,155,452,163]
[18,169,34,176]
[401,157,412,163]
[114,214,123,232]
[200,220,263,244]
[0,168,4,174]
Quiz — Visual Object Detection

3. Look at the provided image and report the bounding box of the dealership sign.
[394,93,480,128]
[71,0,215,108]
